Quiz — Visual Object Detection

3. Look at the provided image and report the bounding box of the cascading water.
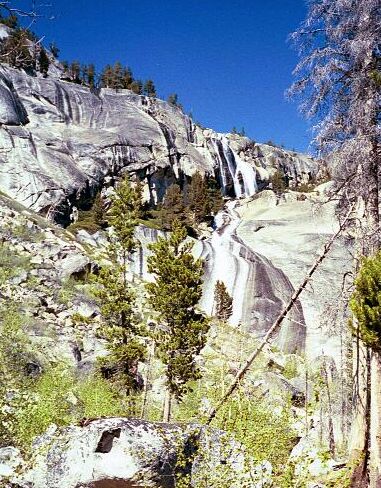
[195,201,306,353]
[212,135,258,199]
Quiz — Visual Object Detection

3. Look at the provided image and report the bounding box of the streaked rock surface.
[0,65,317,225]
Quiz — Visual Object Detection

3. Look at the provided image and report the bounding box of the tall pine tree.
[93,176,146,397]
[146,220,209,421]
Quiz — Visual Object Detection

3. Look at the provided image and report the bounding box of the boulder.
[17,418,261,488]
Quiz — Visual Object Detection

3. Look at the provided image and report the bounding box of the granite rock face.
[0,65,317,225]
[236,187,352,359]
[15,419,259,488]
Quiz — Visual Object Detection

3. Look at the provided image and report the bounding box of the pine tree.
[0,29,35,70]
[87,63,96,88]
[143,79,156,98]
[146,220,209,421]
[129,79,143,95]
[122,66,133,89]
[167,93,178,106]
[185,172,209,227]
[70,61,81,83]
[206,177,224,215]
[93,176,146,394]
[214,280,233,322]
[113,61,124,90]
[101,64,114,88]
[38,48,50,76]
[49,42,59,59]
[92,192,107,229]
[159,183,186,230]
[350,251,381,350]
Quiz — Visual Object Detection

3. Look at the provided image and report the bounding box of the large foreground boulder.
[12,418,269,488]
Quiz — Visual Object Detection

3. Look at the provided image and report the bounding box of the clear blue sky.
[19,0,311,152]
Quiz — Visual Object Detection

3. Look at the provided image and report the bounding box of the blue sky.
[19,0,310,152]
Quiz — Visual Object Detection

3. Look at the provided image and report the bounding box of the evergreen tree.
[206,177,224,216]
[49,42,59,59]
[69,61,81,83]
[159,183,186,230]
[129,79,143,95]
[92,192,107,229]
[122,66,133,88]
[0,14,18,28]
[146,220,209,420]
[143,79,156,98]
[101,64,114,88]
[38,48,50,76]
[214,280,233,322]
[167,93,178,106]
[112,61,124,90]
[350,251,381,350]
[0,29,35,70]
[87,63,96,87]
[93,176,146,394]
[185,172,209,226]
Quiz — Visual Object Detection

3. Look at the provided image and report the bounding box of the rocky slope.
[0,65,317,225]
[0,63,352,487]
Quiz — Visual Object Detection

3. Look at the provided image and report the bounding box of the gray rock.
[0,446,24,479]
[0,66,317,225]
[19,418,258,488]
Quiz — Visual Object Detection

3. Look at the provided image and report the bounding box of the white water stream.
[213,135,258,198]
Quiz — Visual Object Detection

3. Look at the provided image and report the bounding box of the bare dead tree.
[288,1,380,484]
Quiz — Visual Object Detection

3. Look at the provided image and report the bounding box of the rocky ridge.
[0,65,317,225]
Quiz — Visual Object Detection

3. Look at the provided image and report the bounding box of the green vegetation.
[167,93,183,110]
[92,177,147,393]
[269,169,288,194]
[143,174,223,234]
[350,251,381,349]
[214,280,233,322]
[146,220,209,419]
[231,126,246,137]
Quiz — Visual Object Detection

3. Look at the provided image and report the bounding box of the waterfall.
[212,135,258,198]
[195,201,306,353]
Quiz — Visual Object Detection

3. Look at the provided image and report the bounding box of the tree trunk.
[369,351,381,488]
[163,389,172,422]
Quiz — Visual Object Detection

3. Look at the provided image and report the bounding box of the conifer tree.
[122,66,133,88]
[101,64,114,88]
[69,61,81,83]
[146,220,209,421]
[112,61,124,90]
[214,280,233,322]
[93,176,146,395]
[159,183,186,230]
[350,251,381,350]
[129,79,143,95]
[87,64,96,88]
[143,79,156,98]
[92,192,107,229]
[167,93,178,106]
[185,172,210,226]
[49,42,59,59]
[38,48,49,76]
